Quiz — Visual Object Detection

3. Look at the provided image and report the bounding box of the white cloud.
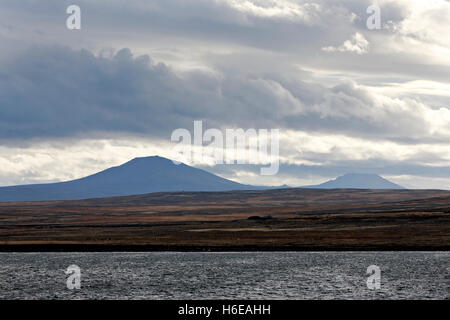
[322,33,369,55]
[383,0,450,48]
[221,0,322,24]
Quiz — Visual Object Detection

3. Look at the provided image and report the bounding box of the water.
[0,252,448,299]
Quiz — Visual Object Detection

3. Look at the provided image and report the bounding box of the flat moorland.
[0,188,449,251]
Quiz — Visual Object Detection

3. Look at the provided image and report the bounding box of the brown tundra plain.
[0,188,449,251]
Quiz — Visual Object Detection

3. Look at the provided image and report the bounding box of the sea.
[0,251,448,299]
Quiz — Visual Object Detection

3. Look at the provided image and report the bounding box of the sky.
[0,0,450,189]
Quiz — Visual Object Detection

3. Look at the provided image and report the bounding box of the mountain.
[0,158,406,202]
[0,156,260,202]
[304,173,405,189]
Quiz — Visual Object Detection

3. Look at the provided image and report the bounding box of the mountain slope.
[304,173,405,189]
[0,156,258,201]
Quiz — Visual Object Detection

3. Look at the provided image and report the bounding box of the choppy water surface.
[0,252,448,299]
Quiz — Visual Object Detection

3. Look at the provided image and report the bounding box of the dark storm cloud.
[0,45,448,143]
[0,46,194,139]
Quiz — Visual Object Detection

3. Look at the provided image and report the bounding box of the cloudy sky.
[1,0,450,189]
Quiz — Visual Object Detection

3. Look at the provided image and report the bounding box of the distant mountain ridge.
[0,156,260,202]
[0,157,405,202]
[304,173,404,189]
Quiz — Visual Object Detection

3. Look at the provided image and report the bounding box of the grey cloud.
[0,46,193,139]
[0,0,364,63]
[0,45,447,144]
[1,0,449,85]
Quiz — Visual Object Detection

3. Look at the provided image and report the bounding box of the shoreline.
[1,244,449,252]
